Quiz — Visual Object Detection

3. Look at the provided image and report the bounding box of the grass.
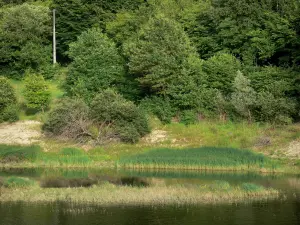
[37,148,92,167]
[2,176,35,188]
[0,181,279,205]
[9,79,64,121]
[0,145,41,163]
[118,147,279,172]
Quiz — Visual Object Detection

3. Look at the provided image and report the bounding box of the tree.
[0,3,51,77]
[231,71,257,122]
[202,53,242,95]
[124,15,205,104]
[23,74,50,112]
[52,0,144,62]
[65,28,126,102]
[0,76,18,122]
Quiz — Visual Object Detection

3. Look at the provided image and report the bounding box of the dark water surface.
[0,168,299,225]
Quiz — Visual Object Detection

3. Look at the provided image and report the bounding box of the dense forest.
[0,0,300,144]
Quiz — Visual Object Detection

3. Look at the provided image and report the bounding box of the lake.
[0,168,299,225]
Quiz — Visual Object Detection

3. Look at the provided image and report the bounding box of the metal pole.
[53,9,57,64]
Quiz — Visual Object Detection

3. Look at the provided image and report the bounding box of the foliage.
[0,76,18,122]
[52,0,144,62]
[124,15,205,101]
[139,96,176,124]
[42,97,90,140]
[44,91,150,143]
[256,91,296,124]
[65,28,125,102]
[202,53,242,95]
[23,74,50,112]
[179,110,198,125]
[231,71,257,122]
[90,89,150,143]
[0,3,51,77]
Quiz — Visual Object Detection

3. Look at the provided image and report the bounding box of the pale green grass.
[9,79,64,121]
[0,182,279,205]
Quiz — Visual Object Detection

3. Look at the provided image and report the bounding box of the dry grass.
[0,183,279,206]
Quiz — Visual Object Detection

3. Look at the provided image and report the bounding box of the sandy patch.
[0,120,42,145]
[144,130,168,144]
[285,140,300,158]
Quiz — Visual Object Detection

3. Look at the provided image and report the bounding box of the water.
[0,168,299,225]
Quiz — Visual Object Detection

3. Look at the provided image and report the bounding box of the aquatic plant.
[0,145,41,163]
[3,176,35,188]
[118,147,278,171]
[241,183,264,192]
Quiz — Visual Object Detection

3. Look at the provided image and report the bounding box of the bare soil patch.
[0,121,41,145]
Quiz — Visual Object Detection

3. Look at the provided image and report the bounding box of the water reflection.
[0,168,300,225]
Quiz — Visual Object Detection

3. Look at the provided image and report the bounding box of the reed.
[0,145,41,163]
[0,182,279,205]
[118,147,279,172]
[2,176,35,188]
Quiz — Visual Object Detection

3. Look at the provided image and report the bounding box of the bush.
[4,176,35,188]
[23,74,51,112]
[0,76,18,122]
[256,91,296,124]
[42,98,90,140]
[90,90,150,143]
[180,110,198,125]
[139,96,176,124]
[44,91,150,144]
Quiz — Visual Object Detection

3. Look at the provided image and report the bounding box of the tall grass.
[0,145,41,163]
[37,148,91,166]
[3,176,35,188]
[118,147,279,171]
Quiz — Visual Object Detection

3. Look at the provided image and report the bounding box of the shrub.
[90,90,150,143]
[0,76,18,122]
[139,96,176,124]
[180,110,198,125]
[256,91,296,124]
[231,71,257,122]
[42,98,91,140]
[4,176,35,188]
[44,91,150,144]
[23,74,51,112]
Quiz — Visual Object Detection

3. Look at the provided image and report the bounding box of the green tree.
[23,74,50,112]
[202,53,242,95]
[65,28,126,102]
[231,71,257,122]
[124,15,205,102]
[0,76,18,122]
[52,0,144,62]
[0,3,51,77]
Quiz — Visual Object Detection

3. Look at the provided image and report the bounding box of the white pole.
[53,9,57,64]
